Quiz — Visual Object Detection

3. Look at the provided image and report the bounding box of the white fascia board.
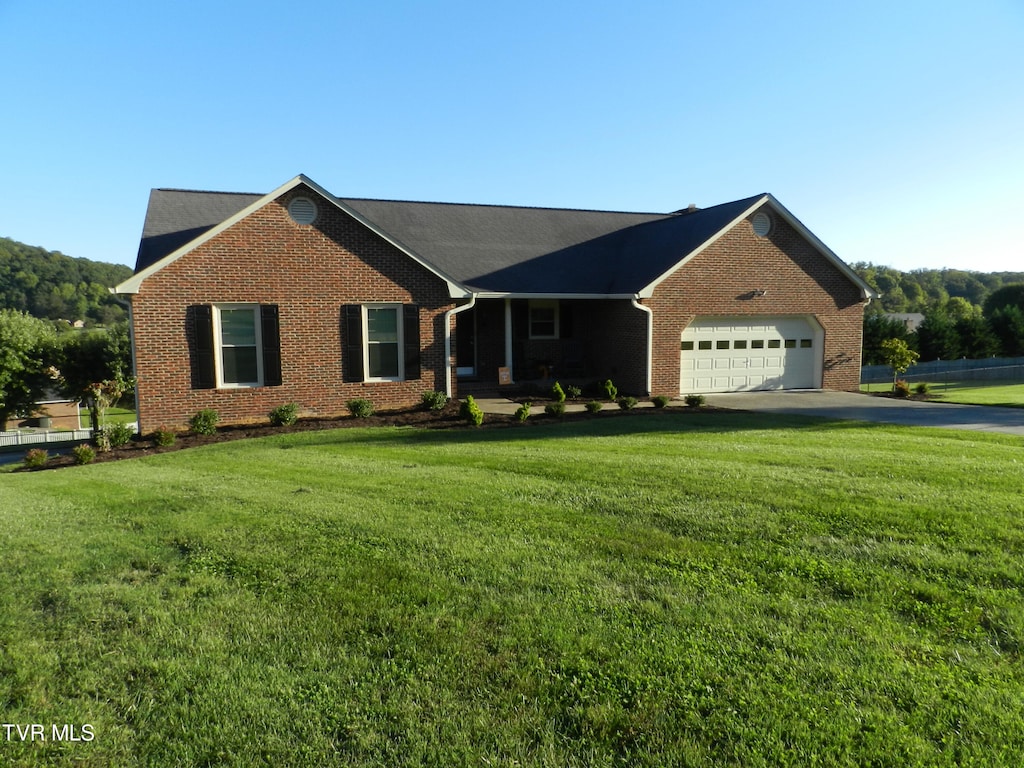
[761,194,878,300]
[635,196,770,299]
[114,175,310,294]
[635,195,878,301]
[472,292,638,300]
[114,174,471,299]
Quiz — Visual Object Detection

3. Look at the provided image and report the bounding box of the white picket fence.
[0,424,139,450]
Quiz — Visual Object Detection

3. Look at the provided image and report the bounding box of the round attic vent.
[288,197,318,225]
[751,211,773,237]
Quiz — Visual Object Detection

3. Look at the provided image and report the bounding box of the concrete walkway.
[473,391,1024,436]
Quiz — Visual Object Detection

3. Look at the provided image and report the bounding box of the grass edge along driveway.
[2,412,1023,767]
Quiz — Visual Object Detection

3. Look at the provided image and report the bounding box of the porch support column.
[504,298,514,382]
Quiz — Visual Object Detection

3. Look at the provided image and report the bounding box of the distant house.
[885,313,925,332]
[115,174,875,431]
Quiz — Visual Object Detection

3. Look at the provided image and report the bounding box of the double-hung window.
[529,299,559,339]
[364,304,403,380]
[188,304,282,390]
[342,303,420,383]
[216,305,262,386]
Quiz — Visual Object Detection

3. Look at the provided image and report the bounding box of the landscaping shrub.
[602,379,618,400]
[460,396,484,426]
[514,402,531,423]
[23,448,49,469]
[346,398,375,418]
[893,379,911,398]
[618,396,638,410]
[105,422,134,447]
[585,400,603,414]
[544,402,566,418]
[421,390,449,411]
[72,444,96,465]
[269,402,299,426]
[190,409,219,435]
[684,394,705,408]
[652,395,671,408]
[152,428,176,447]
[551,381,566,403]
[915,381,931,395]
[565,384,582,400]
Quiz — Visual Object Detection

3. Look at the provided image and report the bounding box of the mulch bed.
[14,401,725,471]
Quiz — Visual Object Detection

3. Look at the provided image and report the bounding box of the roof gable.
[117,175,874,300]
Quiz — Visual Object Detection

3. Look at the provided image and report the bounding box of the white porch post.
[504,298,514,382]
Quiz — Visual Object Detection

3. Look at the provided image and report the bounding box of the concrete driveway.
[703,390,1024,436]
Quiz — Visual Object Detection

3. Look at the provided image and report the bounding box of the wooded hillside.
[0,237,133,325]
[852,262,1024,314]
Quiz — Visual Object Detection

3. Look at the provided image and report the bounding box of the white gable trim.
[114,174,470,298]
[636,195,876,300]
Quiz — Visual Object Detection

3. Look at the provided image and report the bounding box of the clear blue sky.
[2,1,1021,273]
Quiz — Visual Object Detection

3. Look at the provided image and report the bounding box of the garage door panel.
[681,317,819,394]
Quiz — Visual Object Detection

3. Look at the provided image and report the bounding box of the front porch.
[454,298,650,396]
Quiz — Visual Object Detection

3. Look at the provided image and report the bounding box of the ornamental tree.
[880,337,920,392]
[0,309,56,430]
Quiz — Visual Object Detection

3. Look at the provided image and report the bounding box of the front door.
[456,309,477,377]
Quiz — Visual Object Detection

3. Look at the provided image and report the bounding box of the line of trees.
[0,309,132,430]
[859,266,1024,366]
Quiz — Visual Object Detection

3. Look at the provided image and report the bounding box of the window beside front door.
[529,299,559,339]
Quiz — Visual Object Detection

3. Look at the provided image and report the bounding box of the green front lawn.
[2,414,1023,766]
[862,380,1024,408]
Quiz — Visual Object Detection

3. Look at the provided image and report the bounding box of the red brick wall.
[130,185,456,431]
[644,208,866,395]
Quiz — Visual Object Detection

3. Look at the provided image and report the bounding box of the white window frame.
[362,303,404,382]
[528,299,560,340]
[213,304,263,388]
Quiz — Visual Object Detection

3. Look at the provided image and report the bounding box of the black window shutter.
[260,304,282,386]
[403,305,421,380]
[559,301,574,339]
[189,305,216,389]
[342,305,364,382]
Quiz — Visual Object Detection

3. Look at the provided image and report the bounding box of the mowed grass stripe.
[2,412,1023,766]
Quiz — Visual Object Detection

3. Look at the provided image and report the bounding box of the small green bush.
[152,428,176,447]
[72,444,96,465]
[618,396,638,410]
[684,394,705,408]
[460,396,484,426]
[551,382,566,403]
[23,448,49,469]
[565,384,582,400]
[894,379,911,398]
[915,381,931,395]
[514,401,531,423]
[602,379,618,400]
[421,391,449,411]
[347,398,375,418]
[269,402,299,426]
[105,422,134,447]
[585,400,604,414]
[190,409,219,435]
[652,395,671,408]
[544,402,566,418]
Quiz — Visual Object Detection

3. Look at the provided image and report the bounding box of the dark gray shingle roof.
[135,186,765,295]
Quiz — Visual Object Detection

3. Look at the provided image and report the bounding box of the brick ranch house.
[114,174,875,432]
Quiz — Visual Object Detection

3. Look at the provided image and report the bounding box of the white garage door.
[680,317,822,394]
